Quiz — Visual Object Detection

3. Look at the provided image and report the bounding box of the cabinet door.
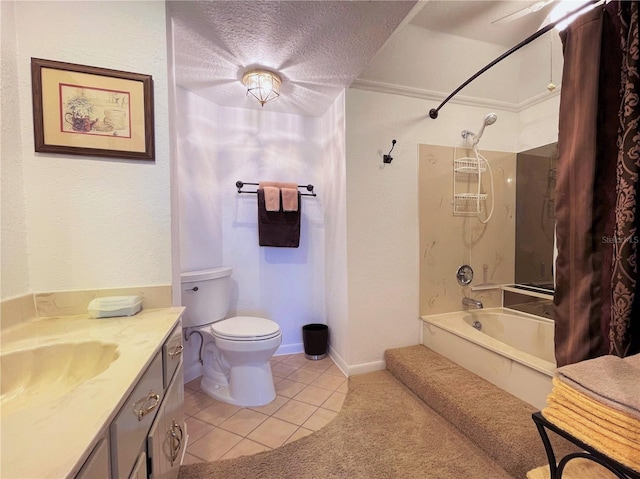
[111,353,163,479]
[148,364,184,479]
[75,437,110,479]
[129,452,147,479]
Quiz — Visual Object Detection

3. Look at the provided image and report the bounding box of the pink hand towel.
[281,188,299,212]
[261,186,280,211]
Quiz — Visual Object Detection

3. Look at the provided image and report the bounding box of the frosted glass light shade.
[242,70,281,106]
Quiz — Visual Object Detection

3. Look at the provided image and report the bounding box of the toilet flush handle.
[186,286,198,292]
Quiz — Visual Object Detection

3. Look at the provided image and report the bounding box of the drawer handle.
[168,344,184,358]
[169,420,183,465]
[134,391,160,421]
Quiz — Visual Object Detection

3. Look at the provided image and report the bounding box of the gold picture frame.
[31,58,154,160]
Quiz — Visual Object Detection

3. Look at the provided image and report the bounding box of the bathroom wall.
[176,87,332,380]
[2,0,172,298]
[418,145,516,316]
[1,1,30,299]
[343,88,519,371]
[518,94,561,152]
[320,92,350,371]
[171,36,554,376]
[175,83,523,375]
[340,6,568,369]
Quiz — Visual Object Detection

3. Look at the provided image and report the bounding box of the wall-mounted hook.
[383,139,396,164]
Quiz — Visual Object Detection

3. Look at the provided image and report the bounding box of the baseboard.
[328,346,349,376]
[328,346,385,376]
[348,359,386,376]
[184,342,385,383]
[274,342,304,356]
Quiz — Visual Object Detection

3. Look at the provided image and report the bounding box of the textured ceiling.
[169,0,418,117]
[170,1,559,117]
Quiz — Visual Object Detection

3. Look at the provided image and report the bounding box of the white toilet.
[181,267,282,407]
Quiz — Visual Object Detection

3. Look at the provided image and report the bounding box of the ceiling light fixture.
[242,69,281,106]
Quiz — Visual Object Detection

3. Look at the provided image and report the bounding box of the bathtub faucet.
[462,297,483,309]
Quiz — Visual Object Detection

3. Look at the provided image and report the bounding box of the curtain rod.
[428,0,603,120]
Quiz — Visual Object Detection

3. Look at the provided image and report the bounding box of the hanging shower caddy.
[453,155,487,216]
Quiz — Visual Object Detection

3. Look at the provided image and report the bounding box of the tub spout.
[462,297,483,309]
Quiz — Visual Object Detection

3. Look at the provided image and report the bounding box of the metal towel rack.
[235,181,317,197]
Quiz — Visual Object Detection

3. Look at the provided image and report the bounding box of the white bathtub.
[421,307,555,410]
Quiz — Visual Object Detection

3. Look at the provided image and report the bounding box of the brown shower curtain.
[554,1,640,367]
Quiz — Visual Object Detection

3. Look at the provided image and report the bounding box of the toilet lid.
[211,316,281,341]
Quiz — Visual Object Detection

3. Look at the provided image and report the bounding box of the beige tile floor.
[182,353,348,464]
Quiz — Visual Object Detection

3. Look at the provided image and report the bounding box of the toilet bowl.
[181,268,282,407]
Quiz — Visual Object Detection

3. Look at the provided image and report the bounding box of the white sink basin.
[1,341,119,417]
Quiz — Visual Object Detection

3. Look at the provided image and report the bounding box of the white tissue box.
[88,295,142,318]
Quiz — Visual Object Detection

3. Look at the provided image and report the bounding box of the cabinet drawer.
[163,323,183,388]
[111,352,163,479]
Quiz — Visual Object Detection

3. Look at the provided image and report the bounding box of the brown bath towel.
[257,189,301,247]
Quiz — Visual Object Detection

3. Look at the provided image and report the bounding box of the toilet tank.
[181,267,232,328]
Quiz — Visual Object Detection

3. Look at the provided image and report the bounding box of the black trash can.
[302,323,328,360]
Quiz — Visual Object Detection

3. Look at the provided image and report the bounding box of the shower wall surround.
[419,144,516,315]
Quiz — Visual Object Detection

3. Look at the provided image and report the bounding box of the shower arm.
[428,0,602,120]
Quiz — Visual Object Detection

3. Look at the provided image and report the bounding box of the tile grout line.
[182,354,347,465]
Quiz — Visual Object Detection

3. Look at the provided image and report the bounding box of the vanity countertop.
[0,306,184,479]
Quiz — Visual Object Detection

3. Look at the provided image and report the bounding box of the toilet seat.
[211,316,281,341]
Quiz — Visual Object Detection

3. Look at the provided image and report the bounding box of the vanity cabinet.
[103,321,184,479]
[111,352,164,479]
[162,324,184,389]
[129,452,148,479]
[148,366,184,479]
[75,437,110,479]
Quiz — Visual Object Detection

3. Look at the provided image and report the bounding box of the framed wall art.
[31,58,155,160]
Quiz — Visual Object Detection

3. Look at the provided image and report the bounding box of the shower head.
[474,113,498,144]
[484,113,498,126]
[461,113,498,144]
